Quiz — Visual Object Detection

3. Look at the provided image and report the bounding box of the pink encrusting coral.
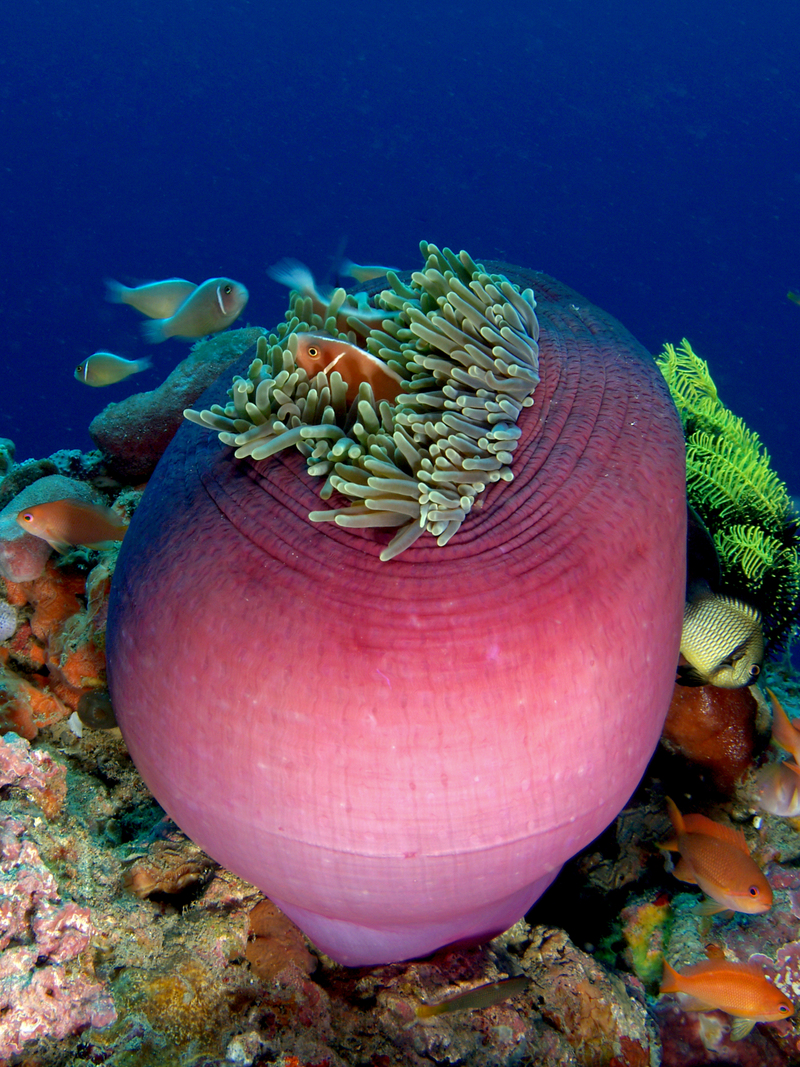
[0,809,116,1059]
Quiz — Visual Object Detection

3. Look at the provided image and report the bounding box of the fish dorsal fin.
[665,797,686,835]
[681,815,751,856]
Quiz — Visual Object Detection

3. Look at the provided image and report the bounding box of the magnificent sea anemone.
[107,245,686,965]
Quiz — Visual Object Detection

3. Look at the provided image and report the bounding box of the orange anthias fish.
[295,333,403,406]
[755,689,800,816]
[660,956,794,1040]
[767,687,800,762]
[661,797,772,915]
[755,760,800,817]
[16,499,128,553]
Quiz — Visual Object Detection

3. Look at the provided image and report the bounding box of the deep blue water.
[2,0,799,487]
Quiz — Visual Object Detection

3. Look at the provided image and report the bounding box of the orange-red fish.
[754,689,800,816]
[105,278,197,319]
[661,797,772,915]
[755,760,800,817]
[767,688,800,762]
[16,499,128,553]
[142,277,248,342]
[295,333,403,406]
[660,957,794,1040]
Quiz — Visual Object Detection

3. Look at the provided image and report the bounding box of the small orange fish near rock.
[295,332,403,406]
[16,499,128,554]
[660,956,794,1040]
[661,797,772,915]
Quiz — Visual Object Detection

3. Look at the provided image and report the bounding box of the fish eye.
[780,1004,791,1013]
[748,885,759,896]
[307,347,320,358]
[223,284,232,294]
[750,664,760,678]
[21,513,33,523]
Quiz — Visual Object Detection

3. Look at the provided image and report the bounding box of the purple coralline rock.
[0,473,100,582]
[89,326,266,482]
[0,813,116,1058]
[0,599,16,640]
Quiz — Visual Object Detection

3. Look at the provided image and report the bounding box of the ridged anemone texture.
[106,255,686,966]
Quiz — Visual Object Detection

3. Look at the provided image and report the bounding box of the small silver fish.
[142,278,248,342]
[678,582,763,688]
[105,278,197,319]
[75,352,152,387]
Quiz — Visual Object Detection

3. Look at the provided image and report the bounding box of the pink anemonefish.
[16,499,129,553]
[141,278,248,342]
[294,333,403,406]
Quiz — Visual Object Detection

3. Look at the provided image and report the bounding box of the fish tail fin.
[768,688,800,760]
[665,796,685,836]
[104,278,128,304]
[135,357,153,373]
[660,959,681,994]
[267,258,315,295]
[141,319,167,344]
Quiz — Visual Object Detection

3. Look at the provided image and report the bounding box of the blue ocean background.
[2,0,798,489]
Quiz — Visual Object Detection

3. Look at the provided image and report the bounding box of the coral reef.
[0,598,16,640]
[89,326,267,482]
[0,555,112,738]
[0,437,15,476]
[5,272,800,1062]
[0,745,116,1061]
